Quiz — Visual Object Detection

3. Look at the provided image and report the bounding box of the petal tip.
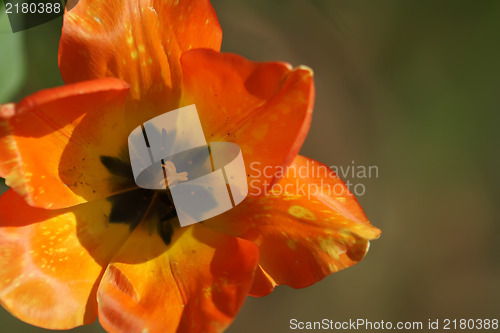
[296,65,314,76]
[0,103,16,118]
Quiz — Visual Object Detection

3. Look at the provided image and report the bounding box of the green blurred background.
[1,0,499,332]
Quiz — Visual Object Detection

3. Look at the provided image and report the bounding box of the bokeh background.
[1,0,499,332]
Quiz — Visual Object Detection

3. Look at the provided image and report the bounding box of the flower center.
[100,152,179,245]
[159,160,188,188]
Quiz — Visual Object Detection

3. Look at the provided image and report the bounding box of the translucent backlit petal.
[97,223,258,333]
[180,49,314,195]
[206,155,381,295]
[59,0,221,105]
[0,190,131,329]
[0,78,133,209]
[248,265,277,297]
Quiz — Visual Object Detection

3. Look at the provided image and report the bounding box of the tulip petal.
[0,78,135,209]
[97,223,258,333]
[180,49,314,195]
[248,265,277,297]
[0,189,131,329]
[59,0,221,106]
[206,155,381,295]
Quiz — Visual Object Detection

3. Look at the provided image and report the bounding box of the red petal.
[180,49,314,195]
[59,0,221,105]
[97,224,258,333]
[206,155,381,295]
[248,265,277,297]
[0,190,132,329]
[0,78,133,209]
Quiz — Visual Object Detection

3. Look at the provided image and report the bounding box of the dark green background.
[1,1,499,332]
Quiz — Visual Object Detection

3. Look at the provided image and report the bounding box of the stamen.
[159,160,188,188]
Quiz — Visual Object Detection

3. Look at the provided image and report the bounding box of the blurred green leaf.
[0,11,26,103]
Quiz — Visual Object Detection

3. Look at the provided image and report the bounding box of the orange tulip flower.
[0,0,381,332]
